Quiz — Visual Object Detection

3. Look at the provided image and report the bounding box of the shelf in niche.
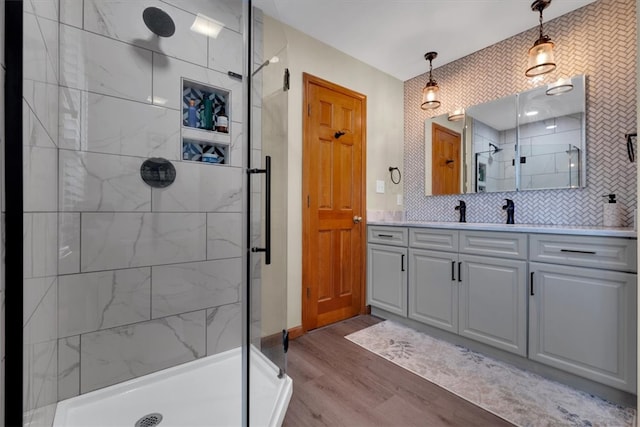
[181,77,231,166]
[183,139,228,165]
[182,126,230,145]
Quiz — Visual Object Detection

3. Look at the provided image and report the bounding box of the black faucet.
[502,199,515,224]
[455,200,466,223]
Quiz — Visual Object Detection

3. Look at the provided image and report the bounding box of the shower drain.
[135,413,163,427]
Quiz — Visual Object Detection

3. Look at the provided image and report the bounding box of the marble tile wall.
[53,0,250,402]
[23,0,60,426]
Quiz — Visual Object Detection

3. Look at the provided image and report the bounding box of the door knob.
[353,216,362,224]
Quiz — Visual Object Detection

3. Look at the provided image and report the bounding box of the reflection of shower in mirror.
[566,145,580,154]
[566,145,581,188]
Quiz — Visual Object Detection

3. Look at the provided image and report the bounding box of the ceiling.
[252,0,598,81]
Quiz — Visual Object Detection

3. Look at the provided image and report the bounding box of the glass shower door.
[248,1,291,424]
[14,0,252,425]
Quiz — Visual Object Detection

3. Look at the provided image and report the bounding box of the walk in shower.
[4,0,291,425]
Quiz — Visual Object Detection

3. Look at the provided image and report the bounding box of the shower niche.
[181,78,231,164]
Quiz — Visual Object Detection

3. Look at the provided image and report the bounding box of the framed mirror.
[465,95,517,193]
[517,75,586,190]
[424,74,586,196]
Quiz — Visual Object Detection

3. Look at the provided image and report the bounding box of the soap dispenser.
[602,194,623,227]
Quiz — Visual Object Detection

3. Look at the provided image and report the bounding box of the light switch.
[376,180,385,193]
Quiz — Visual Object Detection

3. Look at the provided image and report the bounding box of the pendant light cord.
[538,9,544,39]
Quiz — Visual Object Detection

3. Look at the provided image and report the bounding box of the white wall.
[264,16,405,329]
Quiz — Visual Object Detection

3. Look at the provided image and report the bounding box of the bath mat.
[345,320,636,427]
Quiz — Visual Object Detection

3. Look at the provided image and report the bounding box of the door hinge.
[307,287,310,298]
[307,195,310,207]
[307,104,311,116]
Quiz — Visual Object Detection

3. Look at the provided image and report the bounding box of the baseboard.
[288,326,304,340]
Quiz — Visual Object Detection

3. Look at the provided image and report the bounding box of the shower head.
[252,56,280,76]
[143,7,175,37]
[489,143,502,154]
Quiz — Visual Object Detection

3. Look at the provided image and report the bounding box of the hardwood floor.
[282,315,513,427]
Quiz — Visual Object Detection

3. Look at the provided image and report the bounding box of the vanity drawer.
[459,230,527,260]
[529,234,637,272]
[409,228,458,252]
[368,226,408,247]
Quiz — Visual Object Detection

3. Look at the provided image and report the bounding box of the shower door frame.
[5,0,25,425]
[243,2,252,426]
[3,0,256,425]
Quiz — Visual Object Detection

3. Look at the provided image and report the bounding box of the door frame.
[301,73,367,333]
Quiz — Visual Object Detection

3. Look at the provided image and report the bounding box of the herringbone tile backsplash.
[404,0,636,226]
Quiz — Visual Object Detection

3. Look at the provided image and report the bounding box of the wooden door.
[431,122,461,195]
[302,73,366,331]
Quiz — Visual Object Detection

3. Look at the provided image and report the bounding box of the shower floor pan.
[53,347,292,427]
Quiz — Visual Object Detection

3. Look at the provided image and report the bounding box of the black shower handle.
[249,156,271,265]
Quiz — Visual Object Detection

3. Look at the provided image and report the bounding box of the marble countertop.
[367,220,637,238]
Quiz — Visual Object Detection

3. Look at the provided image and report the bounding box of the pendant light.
[448,108,465,121]
[525,0,556,77]
[546,77,573,95]
[421,52,441,110]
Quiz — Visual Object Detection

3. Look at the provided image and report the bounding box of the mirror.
[424,74,586,195]
[466,95,517,193]
[517,75,586,190]
[424,114,464,195]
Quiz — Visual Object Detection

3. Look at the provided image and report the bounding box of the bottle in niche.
[216,107,229,133]
[187,99,198,128]
[202,97,213,130]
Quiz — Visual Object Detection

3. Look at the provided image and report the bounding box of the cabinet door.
[408,248,458,333]
[529,262,637,392]
[458,255,527,356]
[367,244,407,316]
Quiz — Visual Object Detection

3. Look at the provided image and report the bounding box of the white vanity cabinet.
[408,229,527,356]
[367,226,408,316]
[458,231,528,356]
[367,223,638,393]
[408,229,459,332]
[528,234,637,393]
[458,254,527,356]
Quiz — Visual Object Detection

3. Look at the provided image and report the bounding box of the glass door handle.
[249,156,271,265]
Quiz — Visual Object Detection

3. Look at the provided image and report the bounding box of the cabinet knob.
[353,216,362,224]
